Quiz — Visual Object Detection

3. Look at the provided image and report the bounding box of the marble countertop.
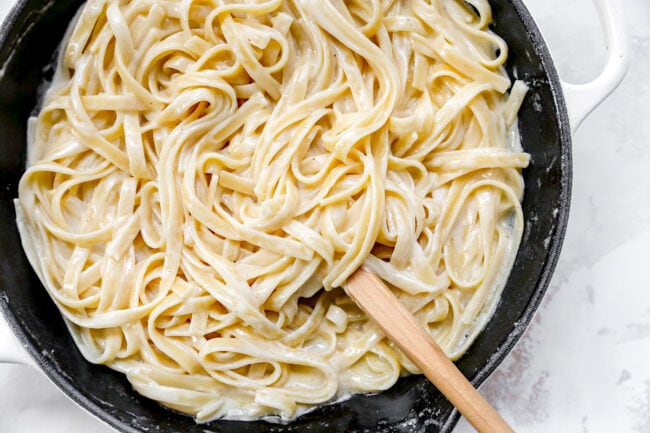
[1,0,649,432]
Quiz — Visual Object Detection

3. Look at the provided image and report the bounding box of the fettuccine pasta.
[16,0,529,422]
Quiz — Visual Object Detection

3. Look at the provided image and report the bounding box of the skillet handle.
[561,0,629,132]
[0,310,33,366]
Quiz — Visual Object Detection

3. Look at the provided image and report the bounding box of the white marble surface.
[1,0,649,432]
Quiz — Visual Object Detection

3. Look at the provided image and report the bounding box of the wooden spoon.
[345,268,514,433]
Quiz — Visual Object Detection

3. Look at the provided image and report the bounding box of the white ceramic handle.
[561,0,629,132]
[0,310,32,365]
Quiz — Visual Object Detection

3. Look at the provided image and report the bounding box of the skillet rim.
[0,0,572,431]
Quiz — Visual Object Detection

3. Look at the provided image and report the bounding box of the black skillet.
[0,0,572,431]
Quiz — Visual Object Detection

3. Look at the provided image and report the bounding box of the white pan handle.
[0,310,33,366]
[561,0,629,132]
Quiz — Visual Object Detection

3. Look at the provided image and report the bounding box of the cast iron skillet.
[0,0,571,431]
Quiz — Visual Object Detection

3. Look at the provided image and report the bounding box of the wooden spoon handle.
[345,268,514,433]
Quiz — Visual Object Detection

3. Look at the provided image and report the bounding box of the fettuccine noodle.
[16,0,529,422]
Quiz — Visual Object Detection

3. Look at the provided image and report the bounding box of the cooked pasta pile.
[16,0,529,422]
